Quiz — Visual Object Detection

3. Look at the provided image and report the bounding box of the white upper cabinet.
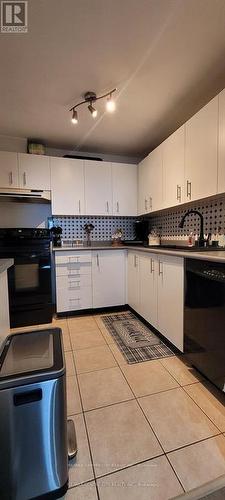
[148,145,163,212]
[185,96,218,202]
[0,151,19,188]
[92,250,126,308]
[50,157,85,215]
[18,153,50,190]
[138,155,150,215]
[112,163,137,216]
[163,126,185,208]
[85,160,112,215]
[218,89,225,194]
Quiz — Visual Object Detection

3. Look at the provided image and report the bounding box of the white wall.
[0,202,51,228]
[0,135,27,153]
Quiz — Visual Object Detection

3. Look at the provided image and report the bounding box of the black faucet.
[179,209,205,247]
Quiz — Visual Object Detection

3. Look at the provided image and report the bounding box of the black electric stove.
[0,228,53,328]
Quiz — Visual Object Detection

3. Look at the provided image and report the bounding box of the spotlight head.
[71,108,78,124]
[106,94,116,112]
[88,103,98,118]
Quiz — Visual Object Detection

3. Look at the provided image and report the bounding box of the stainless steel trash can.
[0,328,68,500]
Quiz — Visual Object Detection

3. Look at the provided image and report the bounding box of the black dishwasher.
[184,258,225,391]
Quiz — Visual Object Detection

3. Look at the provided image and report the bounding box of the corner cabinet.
[163,125,185,208]
[112,163,137,216]
[92,250,126,308]
[137,146,163,215]
[18,153,50,190]
[218,89,225,193]
[127,250,184,352]
[185,96,218,202]
[84,161,112,215]
[50,157,85,215]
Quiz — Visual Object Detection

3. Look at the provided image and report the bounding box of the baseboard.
[56,304,129,318]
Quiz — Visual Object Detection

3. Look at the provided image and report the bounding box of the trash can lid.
[0,328,65,389]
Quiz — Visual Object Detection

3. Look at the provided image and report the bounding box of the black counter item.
[50,225,63,247]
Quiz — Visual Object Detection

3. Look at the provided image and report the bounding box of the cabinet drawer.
[56,287,92,312]
[56,274,92,289]
[55,252,91,264]
[56,262,92,276]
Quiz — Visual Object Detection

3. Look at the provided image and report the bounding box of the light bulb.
[71,109,78,124]
[106,95,116,112]
[88,103,98,118]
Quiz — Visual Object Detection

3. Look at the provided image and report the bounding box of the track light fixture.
[70,88,117,124]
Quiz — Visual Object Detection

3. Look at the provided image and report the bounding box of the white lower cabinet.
[55,251,92,312]
[92,250,126,308]
[139,253,158,330]
[127,251,184,351]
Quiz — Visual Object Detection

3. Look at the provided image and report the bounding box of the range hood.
[0,188,51,204]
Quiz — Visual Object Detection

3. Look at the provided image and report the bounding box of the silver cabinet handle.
[187,180,191,199]
[177,185,182,202]
[106,201,109,213]
[8,171,12,185]
[133,254,138,267]
[97,253,99,267]
[23,172,27,186]
[116,201,119,213]
[149,196,153,211]
[150,258,154,273]
[144,198,148,211]
[159,261,163,276]
[78,200,81,213]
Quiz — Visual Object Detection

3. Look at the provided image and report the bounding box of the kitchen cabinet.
[139,253,158,329]
[51,157,85,215]
[148,146,163,212]
[112,163,137,216]
[84,160,112,215]
[18,153,50,190]
[55,251,92,312]
[185,96,218,202]
[92,250,126,308]
[163,126,185,208]
[157,255,184,351]
[0,151,19,188]
[127,251,140,312]
[138,155,151,215]
[218,89,225,194]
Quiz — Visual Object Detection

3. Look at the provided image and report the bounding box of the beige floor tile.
[68,317,99,334]
[63,482,98,499]
[85,399,163,477]
[68,414,94,487]
[109,343,127,366]
[65,352,76,376]
[94,316,116,344]
[74,345,117,374]
[62,330,72,352]
[184,382,225,432]
[97,455,183,500]
[67,376,82,415]
[139,388,218,452]
[70,330,106,350]
[121,360,179,398]
[78,367,134,411]
[160,356,203,386]
[168,435,225,492]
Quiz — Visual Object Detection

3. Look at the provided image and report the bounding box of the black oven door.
[8,250,53,328]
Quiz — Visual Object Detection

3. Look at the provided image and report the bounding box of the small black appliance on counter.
[123,219,150,246]
[0,228,53,328]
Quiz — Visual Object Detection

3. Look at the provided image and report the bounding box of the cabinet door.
[51,157,85,215]
[163,126,185,208]
[85,161,112,215]
[127,252,140,312]
[218,89,225,193]
[18,153,50,190]
[112,163,137,216]
[139,254,158,329]
[92,250,126,308]
[157,256,184,351]
[0,270,10,345]
[138,156,151,215]
[0,151,19,188]
[148,146,163,212]
[185,96,218,202]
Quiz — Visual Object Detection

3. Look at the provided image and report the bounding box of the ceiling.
[0,0,225,159]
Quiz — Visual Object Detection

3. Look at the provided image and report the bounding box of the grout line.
[182,385,224,434]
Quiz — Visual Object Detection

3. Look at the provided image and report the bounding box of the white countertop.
[0,259,14,273]
[53,244,225,263]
